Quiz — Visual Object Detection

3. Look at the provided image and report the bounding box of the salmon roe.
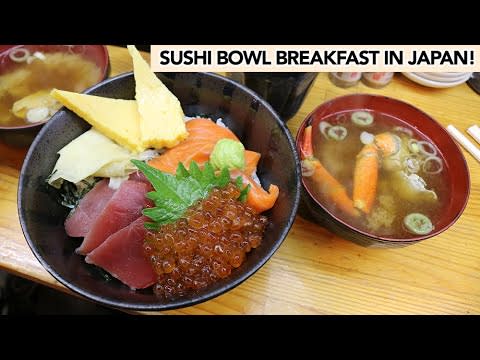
[144,183,268,299]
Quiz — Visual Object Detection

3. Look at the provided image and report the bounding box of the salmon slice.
[148,118,261,175]
[65,179,115,237]
[231,170,279,213]
[149,140,214,173]
[76,180,149,255]
[184,118,238,142]
[86,216,156,290]
[244,150,261,176]
[148,118,277,213]
[148,118,236,173]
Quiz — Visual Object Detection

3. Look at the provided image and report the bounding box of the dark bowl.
[296,94,470,248]
[0,45,109,147]
[18,72,301,311]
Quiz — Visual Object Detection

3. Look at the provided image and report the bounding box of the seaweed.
[57,177,100,209]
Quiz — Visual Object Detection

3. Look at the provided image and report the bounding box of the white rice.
[184,116,197,122]
[184,116,227,129]
[250,170,261,185]
[216,118,227,128]
[136,149,161,161]
[109,176,129,190]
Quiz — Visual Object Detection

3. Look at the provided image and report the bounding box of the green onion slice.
[327,125,348,141]
[403,213,434,235]
[351,111,374,127]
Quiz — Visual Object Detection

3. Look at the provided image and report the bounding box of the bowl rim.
[0,44,110,131]
[18,70,301,311]
[296,93,470,243]
[402,72,470,88]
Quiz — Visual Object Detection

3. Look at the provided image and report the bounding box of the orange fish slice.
[149,118,260,175]
[231,170,279,213]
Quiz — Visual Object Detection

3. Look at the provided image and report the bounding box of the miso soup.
[0,47,101,127]
[301,110,449,239]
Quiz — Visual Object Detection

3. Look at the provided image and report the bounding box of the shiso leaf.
[131,160,249,228]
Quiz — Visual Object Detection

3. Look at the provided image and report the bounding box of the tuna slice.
[76,180,149,255]
[85,216,156,290]
[65,179,116,237]
[128,171,153,189]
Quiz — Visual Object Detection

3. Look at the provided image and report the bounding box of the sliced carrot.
[231,170,279,213]
[352,144,379,214]
[304,158,360,218]
[374,132,399,158]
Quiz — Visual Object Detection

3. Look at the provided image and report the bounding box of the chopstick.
[467,125,480,145]
[446,124,480,163]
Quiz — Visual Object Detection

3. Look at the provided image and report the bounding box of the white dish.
[423,72,470,79]
[416,72,472,83]
[402,72,471,88]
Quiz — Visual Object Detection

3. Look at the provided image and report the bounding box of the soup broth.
[303,110,449,239]
[0,50,101,127]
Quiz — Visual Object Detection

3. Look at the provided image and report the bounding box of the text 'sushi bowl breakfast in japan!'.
[18,46,300,310]
[297,94,469,248]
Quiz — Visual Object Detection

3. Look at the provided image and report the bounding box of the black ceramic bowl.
[18,72,301,311]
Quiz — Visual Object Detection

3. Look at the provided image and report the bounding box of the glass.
[328,72,361,88]
[361,72,394,88]
[228,72,318,121]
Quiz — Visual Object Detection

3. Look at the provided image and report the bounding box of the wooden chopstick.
[467,125,480,145]
[447,125,480,163]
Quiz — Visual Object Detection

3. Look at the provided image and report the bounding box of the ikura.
[144,183,268,299]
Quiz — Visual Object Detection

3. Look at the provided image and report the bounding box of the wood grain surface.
[1,45,479,314]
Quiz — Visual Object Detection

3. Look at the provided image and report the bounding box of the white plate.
[402,72,471,88]
[423,72,470,79]
[416,72,472,83]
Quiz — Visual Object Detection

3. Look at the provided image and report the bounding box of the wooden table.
[1,45,479,314]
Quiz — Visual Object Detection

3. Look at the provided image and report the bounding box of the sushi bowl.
[18,72,301,311]
[296,94,470,248]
